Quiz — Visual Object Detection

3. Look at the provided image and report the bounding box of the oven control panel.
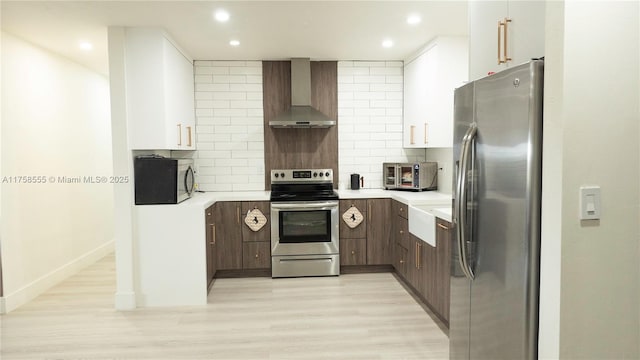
[271,169,333,183]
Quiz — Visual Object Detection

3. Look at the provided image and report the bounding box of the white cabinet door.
[126,28,195,150]
[469,1,508,81]
[404,46,437,148]
[404,37,468,149]
[163,37,196,149]
[469,0,545,81]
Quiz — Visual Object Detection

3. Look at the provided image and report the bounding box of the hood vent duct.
[269,58,336,128]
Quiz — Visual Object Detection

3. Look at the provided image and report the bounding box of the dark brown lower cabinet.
[394,243,408,278]
[215,202,243,270]
[340,238,367,265]
[366,199,391,265]
[205,205,217,288]
[243,242,271,269]
[435,218,452,323]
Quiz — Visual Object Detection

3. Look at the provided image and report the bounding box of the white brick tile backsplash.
[194,60,265,191]
[194,59,424,192]
[338,60,425,188]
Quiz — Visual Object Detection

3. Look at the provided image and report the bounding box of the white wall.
[193,61,264,191]
[0,33,115,313]
[540,2,639,358]
[425,148,453,194]
[337,61,426,189]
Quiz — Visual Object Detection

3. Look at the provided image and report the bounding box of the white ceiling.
[1,1,468,76]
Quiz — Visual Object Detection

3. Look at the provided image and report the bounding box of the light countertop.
[174,189,451,213]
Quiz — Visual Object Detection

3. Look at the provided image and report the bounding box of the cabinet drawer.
[396,216,410,249]
[394,243,409,278]
[242,242,271,269]
[393,200,408,219]
[340,238,367,266]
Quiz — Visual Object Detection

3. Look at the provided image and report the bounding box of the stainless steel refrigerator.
[450,60,543,360]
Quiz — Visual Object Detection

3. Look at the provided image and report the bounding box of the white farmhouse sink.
[408,203,452,247]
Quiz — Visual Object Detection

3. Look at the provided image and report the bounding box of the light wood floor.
[0,254,449,359]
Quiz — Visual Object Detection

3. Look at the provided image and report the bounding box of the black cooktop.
[270,183,338,202]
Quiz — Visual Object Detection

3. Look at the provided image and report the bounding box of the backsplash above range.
[193,60,427,192]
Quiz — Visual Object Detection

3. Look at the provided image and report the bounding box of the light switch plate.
[579,186,601,220]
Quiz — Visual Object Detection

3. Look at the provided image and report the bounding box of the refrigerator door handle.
[455,122,477,280]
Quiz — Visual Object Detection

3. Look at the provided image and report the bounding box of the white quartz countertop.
[337,189,451,206]
[172,189,451,217]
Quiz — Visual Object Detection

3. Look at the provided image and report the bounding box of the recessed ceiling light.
[214,10,230,22]
[382,39,394,48]
[229,40,240,47]
[407,14,422,25]
[79,42,93,51]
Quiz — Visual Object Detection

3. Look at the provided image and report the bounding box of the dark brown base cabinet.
[339,199,391,268]
[212,201,271,276]
[391,200,452,325]
[205,205,217,289]
[206,198,451,325]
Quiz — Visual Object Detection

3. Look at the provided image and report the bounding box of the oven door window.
[279,210,331,243]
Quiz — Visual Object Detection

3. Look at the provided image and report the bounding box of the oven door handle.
[271,201,338,210]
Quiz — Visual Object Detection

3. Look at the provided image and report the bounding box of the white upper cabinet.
[403,37,468,148]
[125,28,196,150]
[469,0,545,81]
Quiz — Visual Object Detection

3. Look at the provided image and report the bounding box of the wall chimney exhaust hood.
[269,58,336,128]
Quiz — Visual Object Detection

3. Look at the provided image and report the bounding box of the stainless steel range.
[270,169,339,278]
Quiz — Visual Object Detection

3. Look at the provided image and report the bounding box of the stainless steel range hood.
[269,58,336,128]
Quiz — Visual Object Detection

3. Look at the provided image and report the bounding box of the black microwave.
[134,157,195,205]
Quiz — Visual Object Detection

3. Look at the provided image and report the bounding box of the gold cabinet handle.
[400,207,403,212]
[177,124,182,146]
[186,126,192,147]
[211,224,216,245]
[503,18,512,62]
[410,125,416,145]
[497,20,501,64]
[351,250,355,255]
[424,123,428,144]
[437,223,449,230]
[255,253,259,259]
[399,259,404,264]
[498,18,512,64]
[236,207,240,224]
[367,202,371,222]
[399,230,404,234]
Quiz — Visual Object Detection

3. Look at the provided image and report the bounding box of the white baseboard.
[1,240,115,314]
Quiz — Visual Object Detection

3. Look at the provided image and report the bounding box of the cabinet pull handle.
[400,259,404,264]
[400,230,404,235]
[186,126,192,147]
[498,18,512,64]
[177,124,182,146]
[351,250,355,255]
[368,202,371,222]
[437,223,449,230]
[410,125,416,145]
[503,18,512,62]
[497,20,502,64]
[237,207,240,224]
[416,242,419,269]
[424,123,428,144]
[211,224,216,245]
[255,253,259,259]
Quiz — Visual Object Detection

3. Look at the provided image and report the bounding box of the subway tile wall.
[193,61,265,191]
[337,61,426,190]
